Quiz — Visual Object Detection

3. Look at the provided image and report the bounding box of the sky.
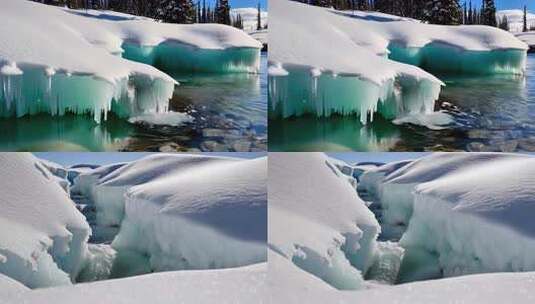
[35,152,265,166]
[470,0,535,11]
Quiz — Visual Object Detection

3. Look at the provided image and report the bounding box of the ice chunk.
[0,153,90,288]
[1,0,261,123]
[127,112,193,127]
[111,157,267,272]
[269,0,527,124]
[3,263,266,304]
[269,153,380,290]
[76,244,116,283]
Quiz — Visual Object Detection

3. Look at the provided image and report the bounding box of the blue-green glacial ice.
[0,0,261,124]
[269,0,528,128]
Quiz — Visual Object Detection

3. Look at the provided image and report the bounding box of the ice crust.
[0,153,90,288]
[269,153,380,290]
[269,0,527,124]
[360,153,535,281]
[0,0,261,123]
[3,263,266,304]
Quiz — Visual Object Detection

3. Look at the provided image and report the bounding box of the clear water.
[269,53,535,152]
[0,53,267,152]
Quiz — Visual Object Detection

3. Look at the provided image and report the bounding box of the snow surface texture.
[0,153,90,288]
[112,157,267,273]
[268,268,535,303]
[360,153,535,282]
[71,154,267,276]
[497,10,535,33]
[269,0,527,124]
[2,263,266,304]
[269,153,380,290]
[0,0,261,123]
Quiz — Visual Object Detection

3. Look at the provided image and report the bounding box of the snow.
[3,263,266,304]
[127,111,194,126]
[515,31,535,48]
[1,0,261,123]
[268,270,535,303]
[0,273,28,299]
[359,153,535,281]
[0,153,90,288]
[231,8,268,33]
[112,157,267,273]
[269,0,527,126]
[497,10,535,33]
[269,153,380,290]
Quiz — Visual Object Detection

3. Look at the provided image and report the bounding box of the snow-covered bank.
[269,0,527,125]
[3,263,266,304]
[112,157,267,273]
[269,153,381,290]
[359,153,535,282]
[0,153,90,288]
[269,268,535,303]
[70,154,267,277]
[1,0,261,123]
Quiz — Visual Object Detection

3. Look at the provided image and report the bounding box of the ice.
[269,153,380,290]
[3,263,266,304]
[360,153,535,281]
[269,0,527,125]
[392,111,456,130]
[76,244,116,283]
[127,112,194,127]
[0,153,90,288]
[111,157,267,273]
[1,0,261,123]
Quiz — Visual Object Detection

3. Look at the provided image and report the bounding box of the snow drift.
[360,153,535,282]
[0,0,261,123]
[112,156,267,273]
[269,153,380,290]
[269,0,527,124]
[2,263,266,304]
[0,153,90,288]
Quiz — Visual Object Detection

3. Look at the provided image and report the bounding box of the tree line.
[33,0,266,30]
[292,0,504,27]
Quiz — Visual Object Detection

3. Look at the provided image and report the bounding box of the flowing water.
[269,53,535,152]
[0,53,267,152]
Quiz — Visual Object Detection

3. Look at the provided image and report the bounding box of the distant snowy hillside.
[497,10,535,32]
[0,0,261,123]
[231,8,268,33]
[269,0,527,127]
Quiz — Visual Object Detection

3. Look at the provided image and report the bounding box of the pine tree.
[524,5,528,32]
[257,2,262,31]
[498,15,509,31]
[424,0,462,25]
[157,0,196,24]
[216,0,231,25]
[481,0,496,26]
